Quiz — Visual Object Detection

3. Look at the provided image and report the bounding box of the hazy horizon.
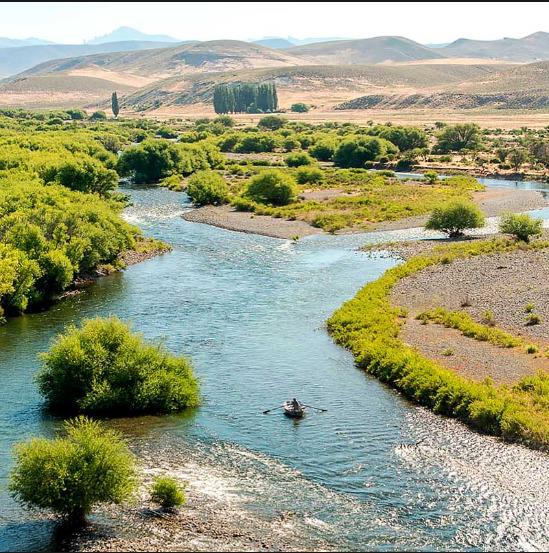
[1,2,547,45]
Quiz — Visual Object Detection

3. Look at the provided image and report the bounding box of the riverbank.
[59,237,171,300]
[182,188,547,239]
[328,236,549,450]
[62,435,329,552]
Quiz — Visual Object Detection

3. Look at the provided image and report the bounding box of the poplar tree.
[111,92,120,118]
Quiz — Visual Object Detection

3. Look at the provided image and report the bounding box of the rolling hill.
[0,37,52,48]
[15,40,310,80]
[0,40,178,77]
[286,36,446,64]
[440,32,549,62]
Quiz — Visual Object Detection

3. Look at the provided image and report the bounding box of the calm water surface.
[0,180,548,551]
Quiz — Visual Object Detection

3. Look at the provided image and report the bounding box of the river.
[0,179,548,551]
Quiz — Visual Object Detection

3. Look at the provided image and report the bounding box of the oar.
[263,405,284,414]
[303,404,328,412]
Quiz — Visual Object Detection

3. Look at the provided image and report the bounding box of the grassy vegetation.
[417,307,543,354]
[151,476,186,510]
[327,237,549,450]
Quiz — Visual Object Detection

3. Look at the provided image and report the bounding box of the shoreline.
[181,188,547,239]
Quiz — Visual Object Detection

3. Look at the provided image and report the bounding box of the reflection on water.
[0,180,548,551]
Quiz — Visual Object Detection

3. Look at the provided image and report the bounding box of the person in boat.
[291,398,302,412]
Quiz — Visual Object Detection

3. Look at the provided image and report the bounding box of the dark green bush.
[151,476,186,510]
[186,170,229,206]
[10,417,136,522]
[246,170,298,206]
[295,166,324,184]
[333,137,398,168]
[285,152,313,167]
[89,111,107,121]
[258,115,286,130]
[290,103,309,113]
[37,317,200,416]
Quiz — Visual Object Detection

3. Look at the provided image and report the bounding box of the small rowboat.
[283,399,305,418]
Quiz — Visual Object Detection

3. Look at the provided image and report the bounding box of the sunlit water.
[0,180,548,551]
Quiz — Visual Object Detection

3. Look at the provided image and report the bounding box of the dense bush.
[285,152,314,167]
[434,123,482,153]
[425,200,485,237]
[186,170,229,206]
[371,125,428,151]
[117,139,182,183]
[290,103,309,113]
[333,137,398,168]
[89,111,107,121]
[10,417,136,522]
[0,182,135,315]
[295,166,324,185]
[151,476,186,510]
[37,317,200,416]
[309,139,338,161]
[257,115,286,130]
[499,212,543,242]
[246,170,298,206]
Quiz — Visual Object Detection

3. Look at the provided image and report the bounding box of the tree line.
[213,83,278,114]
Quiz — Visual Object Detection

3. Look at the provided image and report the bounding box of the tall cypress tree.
[111,91,120,118]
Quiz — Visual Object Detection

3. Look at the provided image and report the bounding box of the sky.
[1,2,547,44]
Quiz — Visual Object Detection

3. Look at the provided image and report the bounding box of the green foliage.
[186,170,230,206]
[309,138,338,161]
[117,139,222,183]
[151,476,186,510]
[333,136,398,168]
[295,166,324,185]
[49,156,119,196]
[290,103,309,113]
[37,317,200,416]
[258,115,286,130]
[90,111,107,121]
[10,417,136,521]
[246,170,298,206]
[507,148,528,171]
[327,237,549,449]
[525,313,542,326]
[423,170,439,184]
[434,123,482,153]
[425,200,485,237]
[285,152,314,167]
[370,125,428,151]
[214,83,278,114]
[417,308,528,349]
[499,212,543,242]
[111,92,120,118]
[0,182,135,314]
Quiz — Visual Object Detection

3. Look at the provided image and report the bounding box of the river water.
[0,180,548,551]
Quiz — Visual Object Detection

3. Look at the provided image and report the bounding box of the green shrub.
[214,115,235,127]
[499,213,543,243]
[290,103,309,113]
[151,476,186,510]
[37,317,200,416]
[89,111,107,121]
[295,166,324,185]
[246,170,298,206]
[423,170,439,184]
[258,115,286,130]
[525,313,542,326]
[186,170,229,206]
[425,200,485,237]
[285,152,313,167]
[309,139,337,161]
[10,417,136,522]
[333,137,398,168]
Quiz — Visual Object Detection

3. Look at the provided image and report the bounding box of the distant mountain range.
[1,29,548,112]
[86,26,181,45]
[0,37,53,48]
